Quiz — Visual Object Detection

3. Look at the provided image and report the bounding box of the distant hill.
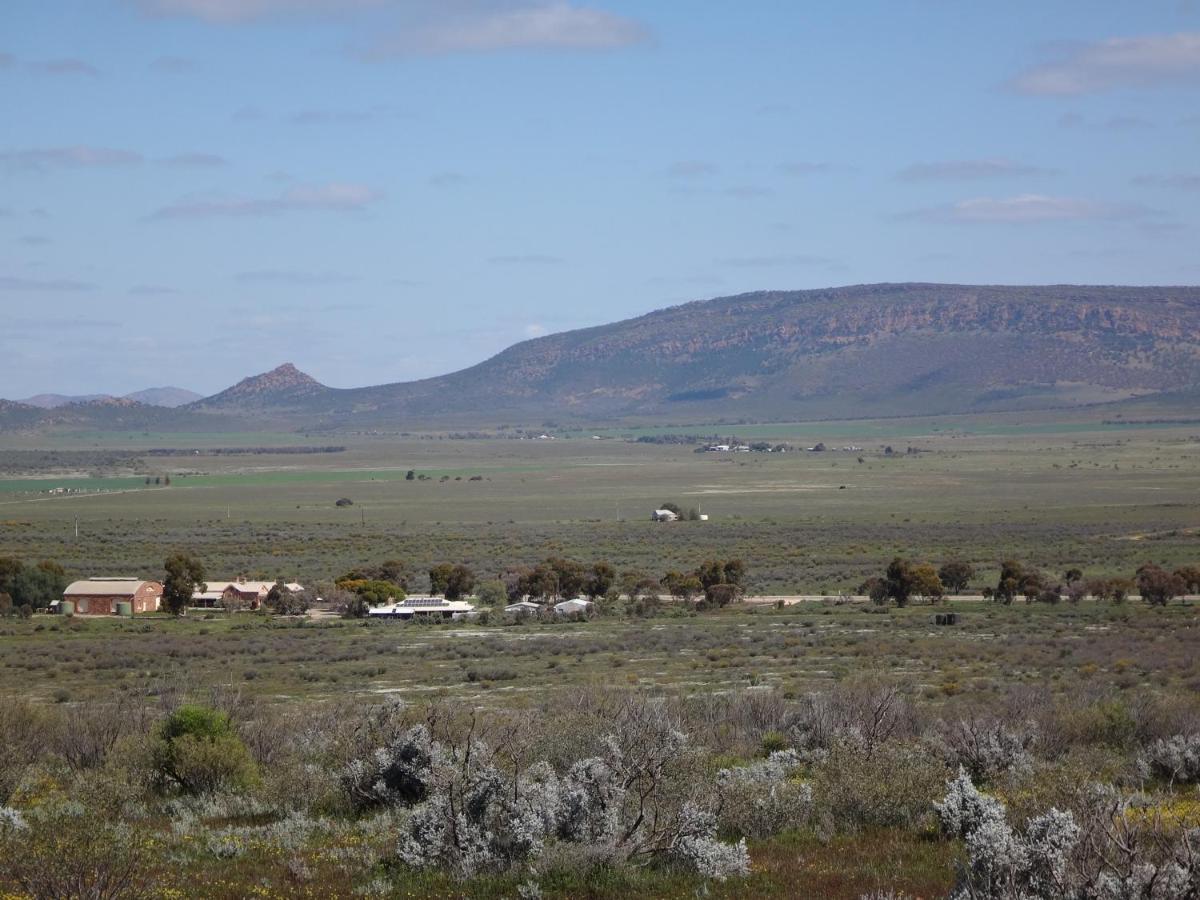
[18,386,200,409]
[187,363,331,414]
[123,386,202,408]
[4,284,1200,431]
[19,393,112,409]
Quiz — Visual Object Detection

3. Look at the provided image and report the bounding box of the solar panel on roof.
[401,597,444,607]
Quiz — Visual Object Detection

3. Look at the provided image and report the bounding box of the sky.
[2,0,1199,398]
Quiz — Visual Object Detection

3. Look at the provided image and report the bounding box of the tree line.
[861,556,1200,607]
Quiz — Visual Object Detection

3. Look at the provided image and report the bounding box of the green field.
[0,414,1196,593]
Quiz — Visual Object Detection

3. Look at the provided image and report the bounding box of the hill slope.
[5,283,1200,431]
[315,283,1200,425]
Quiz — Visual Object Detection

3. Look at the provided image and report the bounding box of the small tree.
[994,559,1025,604]
[1136,563,1185,606]
[662,571,703,601]
[475,580,508,608]
[264,580,308,615]
[162,553,205,616]
[911,563,945,603]
[938,560,974,595]
[860,576,889,605]
[884,556,917,607]
[584,561,616,599]
[1172,565,1200,594]
[428,563,475,600]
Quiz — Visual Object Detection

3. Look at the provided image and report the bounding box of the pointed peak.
[195,362,328,409]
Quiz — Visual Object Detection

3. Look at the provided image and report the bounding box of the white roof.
[369,597,476,615]
[505,601,542,612]
[554,598,593,613]
[64,579,157,597]
[653,509,678,517]
[202,580,301,595]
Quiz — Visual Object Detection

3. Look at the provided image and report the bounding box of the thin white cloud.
[1058,112,1153,131]
[149,55,198,72]
[1,146,143,170]
[724,185,772,198]
[364,3,648,57]
[429,171,468,187]
[488,254,564,265]
[1009,32,1200,95]
[288,107,377,125]
[0,275,96,291]
[161,152,228,166]
[666,160,718,178]
[149,182,382,219]
[235,269,358,285]
[128,283,179,295]
[523,323,548,338]
[897,159,1056,181]
[232,105,266,122]
[900,194,1154,224]
[778,161,837,176]
[717,253,835,268]
[1131,173,1200,190]
[134,0,382,23]
[29,58,100,77]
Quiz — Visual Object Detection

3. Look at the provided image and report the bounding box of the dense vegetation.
[3,640,1200,898]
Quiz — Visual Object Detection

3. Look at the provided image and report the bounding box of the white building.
[504,600,543,614]
[652,508,679,522]
[554,598,593,615]
[368,596,475,620]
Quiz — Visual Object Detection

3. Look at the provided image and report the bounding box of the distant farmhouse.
[367,596,475,620]
[192,579,305,609]
[62,578,162,615]
[652,508,679,522]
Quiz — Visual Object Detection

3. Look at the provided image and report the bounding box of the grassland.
[0,413,1196,593]
[2,413,1199,898]
[2,597,1197,706]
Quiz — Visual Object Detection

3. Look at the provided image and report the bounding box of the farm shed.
[368,596,475,620]
[554,598,593,615]
[63,578,162,615]
[504,600,543,614]
[652,508,679,522]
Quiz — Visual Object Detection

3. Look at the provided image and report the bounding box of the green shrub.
[152,705,257,794]
[812,743,948,833]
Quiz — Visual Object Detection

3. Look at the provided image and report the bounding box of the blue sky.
[2,0,1199,397]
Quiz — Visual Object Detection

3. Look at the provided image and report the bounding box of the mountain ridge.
[4,283,1199,431]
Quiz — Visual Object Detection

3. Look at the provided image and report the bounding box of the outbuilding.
[553,598,593,615]
[504,600,543,614]
[63,578,162,615]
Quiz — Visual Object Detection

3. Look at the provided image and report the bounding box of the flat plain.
[2,412,1200,899]
[0,412,1196,594]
